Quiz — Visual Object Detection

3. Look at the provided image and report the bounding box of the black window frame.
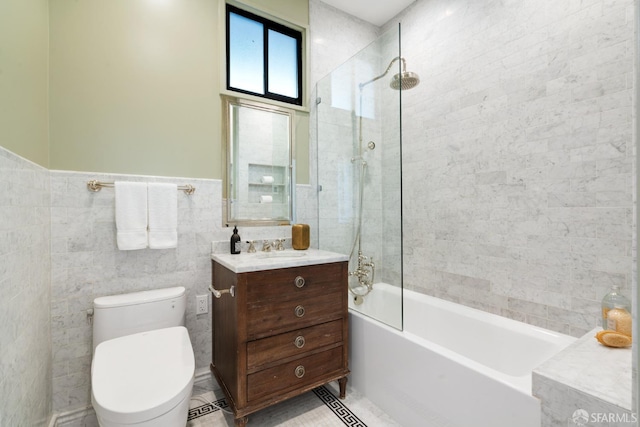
[226,4,303,106]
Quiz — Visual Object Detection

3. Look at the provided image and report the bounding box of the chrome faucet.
[273,238,285,251]
[262,240,272,252]
[349,251,375,291]
[247,241,256,253]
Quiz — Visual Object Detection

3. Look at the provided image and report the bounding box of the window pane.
[267,29,298,99]
[229,12,264,94]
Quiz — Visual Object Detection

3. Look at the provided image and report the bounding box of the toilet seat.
[91,326,195,425]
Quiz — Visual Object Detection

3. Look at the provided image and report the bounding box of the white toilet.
[91,286,195,427]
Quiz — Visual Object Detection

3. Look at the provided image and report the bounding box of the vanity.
[210,249,350,427]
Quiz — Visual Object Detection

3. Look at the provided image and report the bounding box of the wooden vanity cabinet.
[210,260,349,427]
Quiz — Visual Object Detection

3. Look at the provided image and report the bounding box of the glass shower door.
[315,26,403,330]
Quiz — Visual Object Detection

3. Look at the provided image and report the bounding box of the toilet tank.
[92,286,187,352]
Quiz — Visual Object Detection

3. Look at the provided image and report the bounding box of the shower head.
[390,71,420,90]
[358,56,420,91]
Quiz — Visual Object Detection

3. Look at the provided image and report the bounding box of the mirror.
[224,97,295,226]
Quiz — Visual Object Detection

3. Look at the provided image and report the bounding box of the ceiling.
[319,0,415,27]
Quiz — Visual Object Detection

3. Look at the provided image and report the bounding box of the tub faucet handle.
[262,240,271,252]
[247,240,256,253]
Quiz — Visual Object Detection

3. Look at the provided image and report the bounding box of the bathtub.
[348,283,575,427]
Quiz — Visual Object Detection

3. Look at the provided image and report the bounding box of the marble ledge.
[533,327,632,411]
[211,248,349,273]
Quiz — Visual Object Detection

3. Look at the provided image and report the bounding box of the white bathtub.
[348,283,575,427]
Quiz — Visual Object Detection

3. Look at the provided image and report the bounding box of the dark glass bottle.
[230,226,241,254]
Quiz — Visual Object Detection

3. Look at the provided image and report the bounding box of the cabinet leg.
[338,377,347,399]
[234,416,248,427]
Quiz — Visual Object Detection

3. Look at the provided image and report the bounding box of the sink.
[256,251,307,259]
[212,248,349,273]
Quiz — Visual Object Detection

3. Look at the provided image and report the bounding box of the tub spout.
[349,251,375,297]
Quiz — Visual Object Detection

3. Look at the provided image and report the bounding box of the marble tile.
[0,146,52,426]
[533,329,634,426]
[48,170,319,414]
[49,171,223,413]
[55,378,401,427]
[373,0,634,338]
[534,328,633,410]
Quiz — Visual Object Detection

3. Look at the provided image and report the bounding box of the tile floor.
[55,377,399,426]
[191,378,401,427]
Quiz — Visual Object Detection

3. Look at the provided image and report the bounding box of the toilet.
[91,286,195,427]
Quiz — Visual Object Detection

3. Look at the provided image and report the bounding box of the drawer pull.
[294,335,306,348]
[294,365,305,378]
[294,305,305,318]
[294,276,305,288]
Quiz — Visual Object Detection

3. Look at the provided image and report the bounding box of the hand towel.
[148,182,178,249]
[115,182,148,250]
[260,195,273,203]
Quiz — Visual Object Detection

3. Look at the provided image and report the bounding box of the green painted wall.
[0,0,49,167]
[48,0,310,182]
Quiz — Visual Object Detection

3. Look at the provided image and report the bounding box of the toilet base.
[95,387,192,427]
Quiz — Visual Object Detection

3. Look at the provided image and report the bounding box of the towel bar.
[87,180,195,195]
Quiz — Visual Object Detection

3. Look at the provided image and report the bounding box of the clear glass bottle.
[602,285,631,333]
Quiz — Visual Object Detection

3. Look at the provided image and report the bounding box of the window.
[226,4,303,106]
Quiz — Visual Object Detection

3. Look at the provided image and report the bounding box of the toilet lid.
[91,326,195,424]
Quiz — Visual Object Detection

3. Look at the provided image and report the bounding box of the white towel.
[260,195,273,203]
[148,183,178,249]
[115,182,148,250]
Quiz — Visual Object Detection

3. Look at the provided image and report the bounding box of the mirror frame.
[223,96,295,227]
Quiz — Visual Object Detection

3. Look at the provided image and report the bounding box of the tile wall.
[314,40,404,288]
[384,0,636,337]
[0,146,52,426]
[49,170,317,415]
[50,171,220,413]
[309,0,385,274]
[309,0,380,90]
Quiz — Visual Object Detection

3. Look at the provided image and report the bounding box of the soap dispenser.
[230,226,241,254]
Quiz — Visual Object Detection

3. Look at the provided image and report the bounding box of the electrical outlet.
[196,295,209,315]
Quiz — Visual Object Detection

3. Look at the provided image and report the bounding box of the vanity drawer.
[247,320,343,372]
[246,263,344,303]
[247,346,343,402]
[247,288,343,339]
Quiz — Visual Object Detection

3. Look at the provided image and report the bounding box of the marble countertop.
[211,248,349,273]
[533,327,632,410]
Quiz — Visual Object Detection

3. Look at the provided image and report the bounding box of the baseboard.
[49,405,94,427]
[194,367,220,390]
[50,368,217,426]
